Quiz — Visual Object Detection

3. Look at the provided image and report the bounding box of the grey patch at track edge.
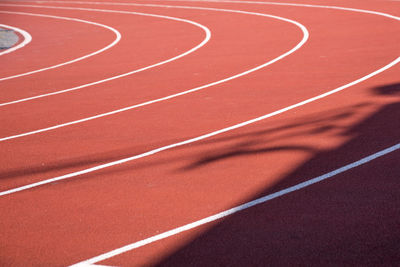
[0,28,19,49]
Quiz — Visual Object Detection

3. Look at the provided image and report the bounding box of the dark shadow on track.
[91,101,373,179]
[153,83,400,266]
[179,103,365,172]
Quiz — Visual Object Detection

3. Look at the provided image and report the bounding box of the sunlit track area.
[0,0,399,266]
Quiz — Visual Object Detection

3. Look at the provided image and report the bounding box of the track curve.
[0,1,399,266]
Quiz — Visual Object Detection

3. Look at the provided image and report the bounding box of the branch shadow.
[173,101,370,175]
[92,101,371,181]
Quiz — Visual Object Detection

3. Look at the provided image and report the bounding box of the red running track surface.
[0,0,399,266]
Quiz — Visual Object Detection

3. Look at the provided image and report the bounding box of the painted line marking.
[20,0,400,22]
[1,54,399,197]
[0,10,121,82]
[0,4,211,104]
[0,3,307,141]
[0,23,31,56]
[70,142,400,266]
[0,1,399,264]
[73,263,115,267]
[64,1,400,264]
[0,1,399,195]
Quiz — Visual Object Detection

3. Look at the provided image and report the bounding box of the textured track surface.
[0,1,399,266]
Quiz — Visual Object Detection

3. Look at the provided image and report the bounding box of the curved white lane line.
[168,0,400,20]
[0,4,211,105]
[13,0,400,21]
[0,4,310,187]
[0,1,400,266]
[65,2,400,265]
[0,1,397,264]
[70,142,400,267]
[0,4,306,141]
[0,10,120,81]
[0,23,32,56]
[2,56,400,198]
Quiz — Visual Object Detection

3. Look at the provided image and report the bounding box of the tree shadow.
[153,83,400,266]
[80,101,370,181]
[179,104,363,172]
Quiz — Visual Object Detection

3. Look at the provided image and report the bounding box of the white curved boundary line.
[70,142,400,267]
[0,3,211,105]
[67,2,400,265]
[12,0,400,21]
[0,10,121,81]
[1,2,399,189]
[0,4,307,141]
[0,1,399,265]
[0,22,32,56]
[1,56,399,198]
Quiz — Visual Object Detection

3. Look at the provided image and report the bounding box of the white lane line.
[1,1,399,264]
[1,53,399,197]
[0,4,307,141]
[0,23,31,56]
[70,142,400,266]
[0,4,211,105]
[0,3,397,191]
[64,1,400,264]
[0,1,399,192]
[19,0,400,22]
[73,264,114,267]
[0,10,120,81]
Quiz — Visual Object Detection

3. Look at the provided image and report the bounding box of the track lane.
[0,4,304,138]
[0,5,209,104]
[70,70,400,266]
[143,146,400,267]
[0,4,307,191]
[0,0,399,266]
[0,10,120,82]
[0,8,117,81]
[1,3,399,192]
[1,73,399,266]
[2,1,399,140]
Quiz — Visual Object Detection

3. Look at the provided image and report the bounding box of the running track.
[1,0,400,266]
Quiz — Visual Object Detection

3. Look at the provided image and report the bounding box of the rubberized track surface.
[1,0,399,266]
